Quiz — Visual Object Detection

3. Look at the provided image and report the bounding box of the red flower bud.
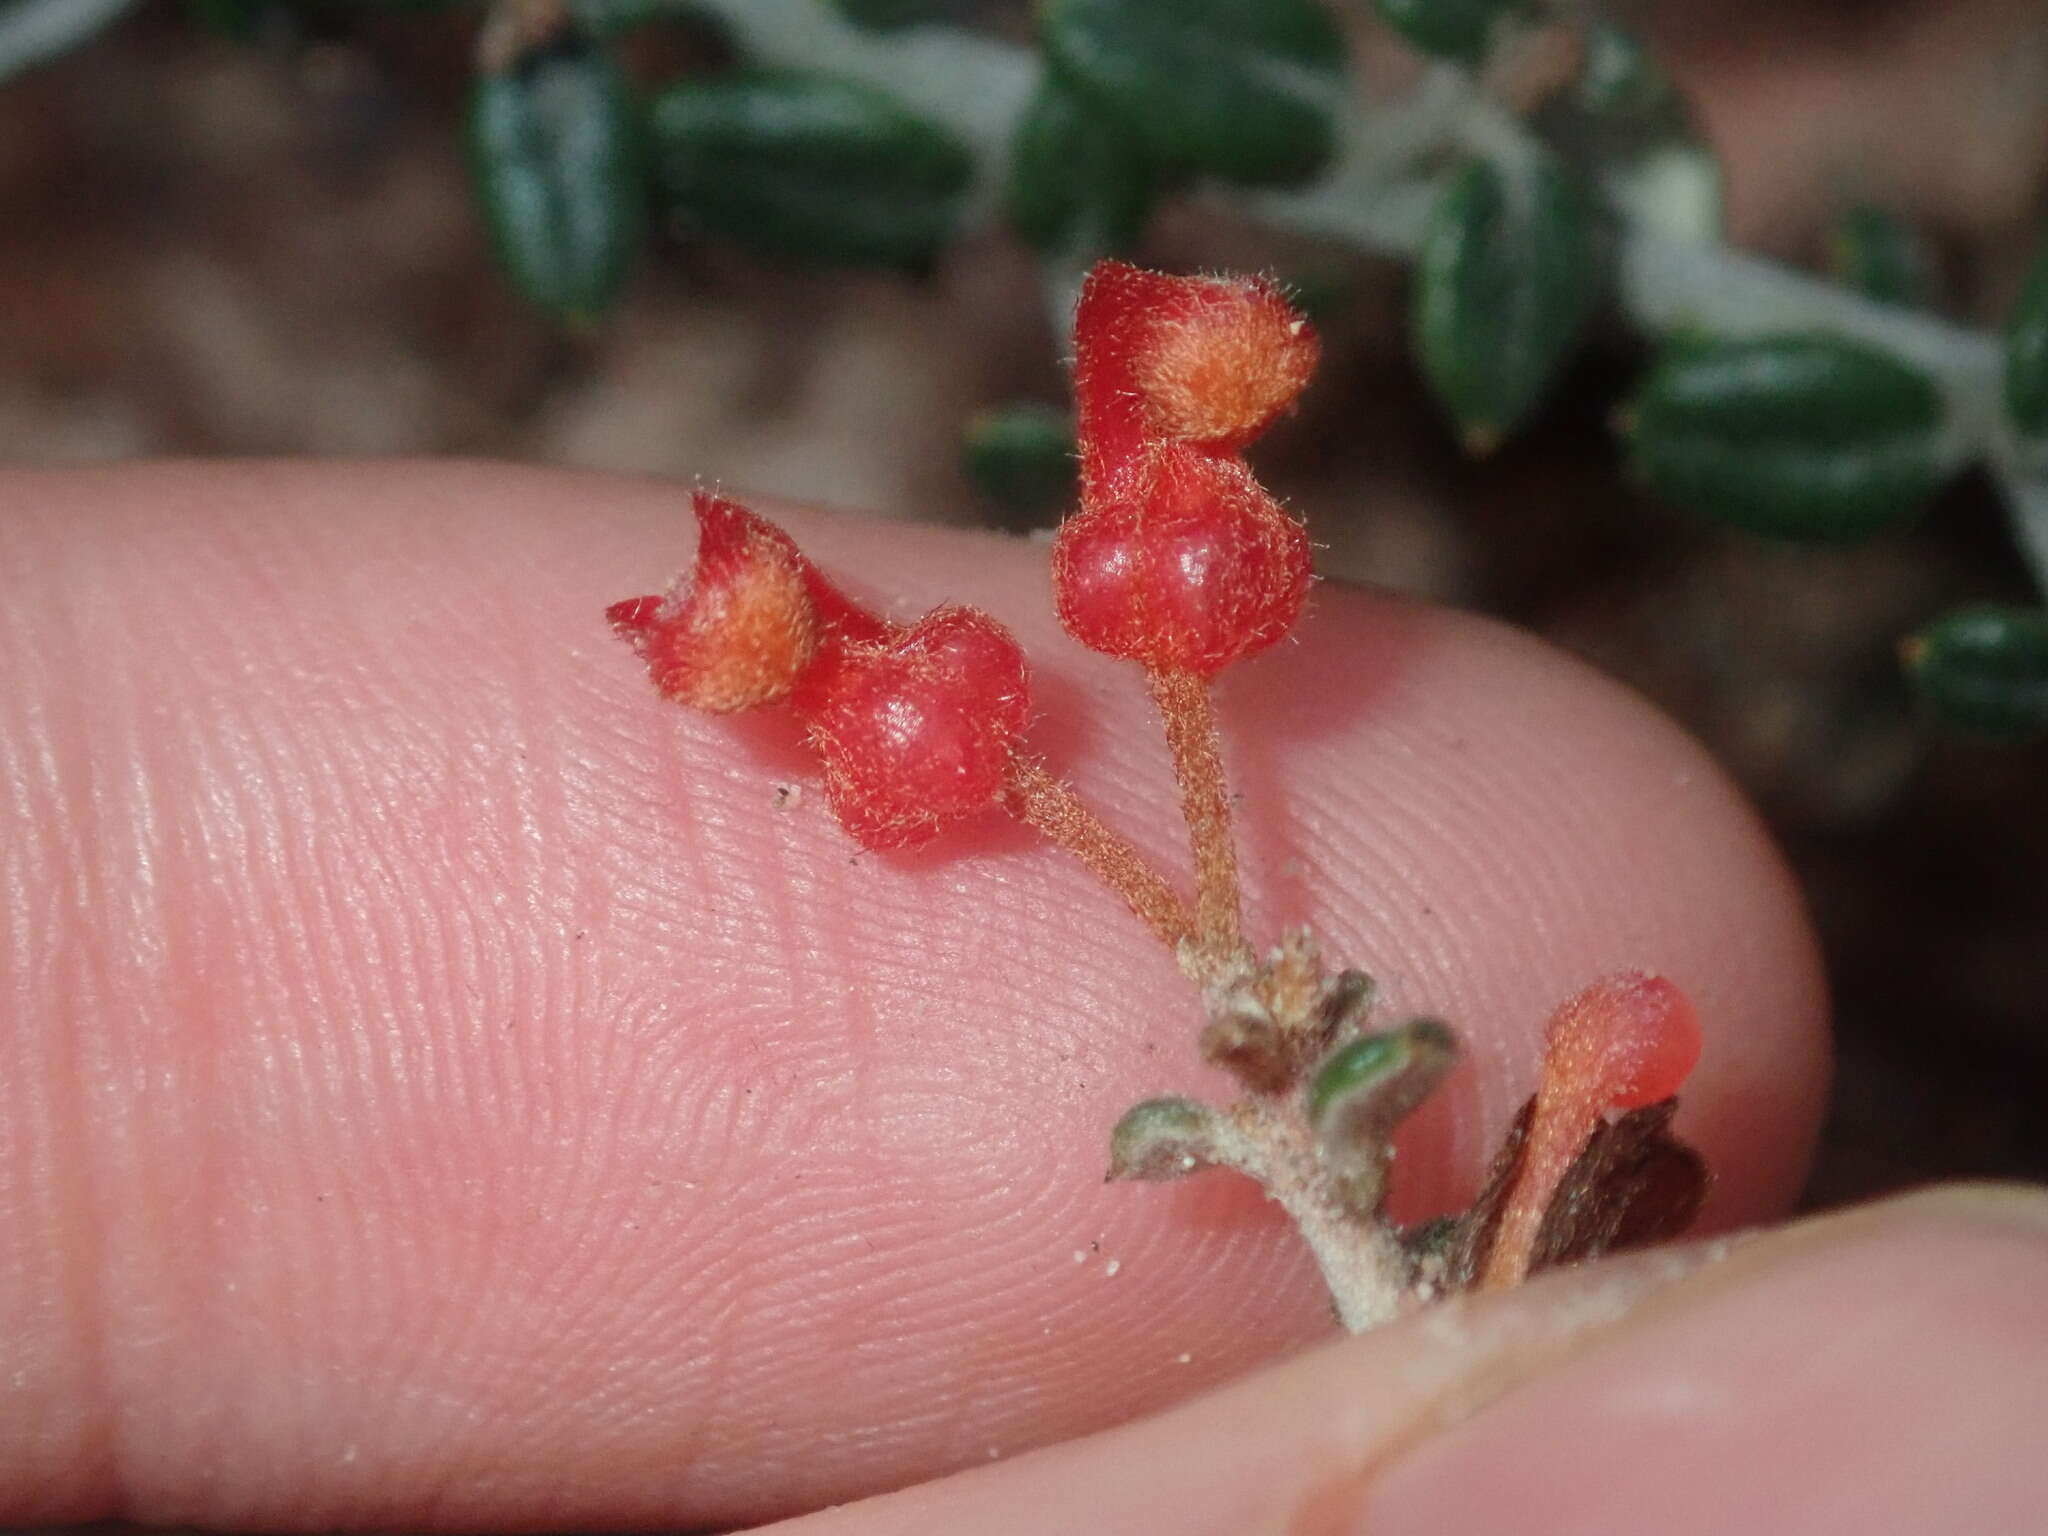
[1073,261,1319,496]
[607,491,891,712]
[1538,971,1702,1116]
[1052,442,1312,677]
[800,605,1031,850]
[1482,972,1703,1290]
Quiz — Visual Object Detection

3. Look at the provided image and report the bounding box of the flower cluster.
[607,260,1708,1330]
[1055,262,1320,678]
[607,493,1029,850]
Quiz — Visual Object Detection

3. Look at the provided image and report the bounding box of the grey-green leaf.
[1372,0,1512,65]
[1621,333,1950,543]
[1040,0,1344,189]
[963,403,1077,527]
[1108,1096,1225,1182]
[0,0,138,82]
[1413,154,1597,452]
[2004,247,2048,439]
[647,69,973,270]
[1903,604,2048,741]
[469,34,644,324]
[1308,1020,1456,1216]
[1006,75,1157,254]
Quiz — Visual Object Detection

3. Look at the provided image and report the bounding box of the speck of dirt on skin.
[1104,1258,1122,1277]
[1073,1249,1087,1264]
[1177,1352,1192,1365]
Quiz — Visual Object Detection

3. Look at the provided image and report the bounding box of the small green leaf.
[2004,247,2048,439]
[647,69,973,270]
[1107,1096,1225,1181]
[1621,333,1951,543]
[1828,204,1934,311]
[829,0,955,29]
[469,32,643,325]
[1006,75,1157,254]
[186,0,267,40]
[1537,23,1721,245]
[1308,1020,1454,1127]
[0,0,138,82]
[963,403,1077,527]
[1372,0,1512,65]
[1040,0,1344,189]
[1308,1020,1456,1216]
[568,0,669,36]
[1575,22,1680,124]
[1413,153,1597,452]
[1903,604,2048,741]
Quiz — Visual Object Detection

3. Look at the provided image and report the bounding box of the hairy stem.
[1005,759,1197,952]
[1148,668,1247,971]
[1216,1094,1413,1332]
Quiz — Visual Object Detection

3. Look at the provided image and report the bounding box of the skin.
[0,461,2037,1534]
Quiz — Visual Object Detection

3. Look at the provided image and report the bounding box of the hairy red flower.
[800,605,1032,850]
[1052,442,1312,677]
[607,490,891,712]
[1072,261,1319,498]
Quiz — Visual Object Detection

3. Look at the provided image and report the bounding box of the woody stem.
[1147,667,1247,970]
[1004,759,1197,953]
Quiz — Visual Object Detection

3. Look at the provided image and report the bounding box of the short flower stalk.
[609,259,1710,1331]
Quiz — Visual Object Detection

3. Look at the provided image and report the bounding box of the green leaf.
[568,0,668,36]
[1413,153,1597,452]
[0,0,138,82]
[2004,247,2048,439]
[647,69,973,270]
[829,0,956,29]
[963,403,1077,527]
[1828,204,1934,311]
[1536,22,1721,246]
[469,32,643,325]
[1006,75,1157,254]
[1903,604,2048,741]
[186,0,267,39]
[1372,0,1512,65]
[1040,0,1344,189]
[1107,1096,1225,1181]
[1621,333,1951,543]
[1308,1019,1456,1217]
[1575,21,1681,124]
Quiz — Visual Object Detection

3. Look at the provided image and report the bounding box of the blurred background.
[3,0,2046,1205]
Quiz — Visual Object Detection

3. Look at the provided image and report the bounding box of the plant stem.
[1147,668,1247,971]
[1005,759,1197,952]
[1217,1093,1413,1331]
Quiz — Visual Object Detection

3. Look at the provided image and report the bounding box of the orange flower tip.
[801,605,1032,850]
[1052,443,1311,676]
[1073,261,1319,470]
[607,491,821,714]
[1541,971,1703,1113]
[1133,278,1319,451]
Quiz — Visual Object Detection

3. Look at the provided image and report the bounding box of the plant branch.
[1147,668,1247,971]
[1004,759,1197,952]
